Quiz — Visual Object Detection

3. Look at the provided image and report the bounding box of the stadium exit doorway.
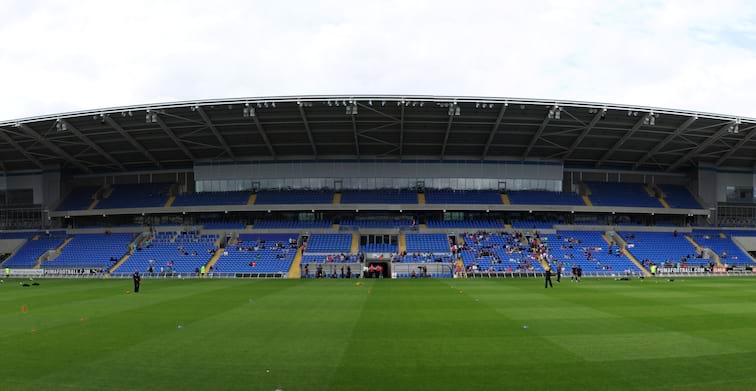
[367,261,390,278]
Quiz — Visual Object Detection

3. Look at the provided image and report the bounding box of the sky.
[1,0,756,121]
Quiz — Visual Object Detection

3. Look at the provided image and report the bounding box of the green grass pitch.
[3,277,756,390]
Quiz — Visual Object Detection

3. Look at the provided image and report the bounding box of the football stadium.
[1,94,756,390]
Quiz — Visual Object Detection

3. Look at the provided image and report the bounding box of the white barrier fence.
[2,266,754,280]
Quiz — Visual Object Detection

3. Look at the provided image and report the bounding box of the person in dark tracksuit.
[544,267,553,288]
[556,262,562,283]
[133,270,141,293]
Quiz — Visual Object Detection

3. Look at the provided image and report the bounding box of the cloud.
[1,0,755,120]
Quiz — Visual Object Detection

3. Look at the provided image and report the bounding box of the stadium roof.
[1,95,754,174]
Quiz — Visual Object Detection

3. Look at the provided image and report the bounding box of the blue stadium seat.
[341,190,417,204]
[508,191,584,206]
[116,231,219,273]
[542,231,642,274]
[255,190,334,204]
[305,234,352,253]
[424,190,501,204]
[405,234,450,253]
[254,220,332,229]
[426,219,503,229]
[47,233,134,269]
[586,182,662,208]
[461,232,544,272]
[659,185,701,209]
[213,233,299,274]
[691,230,754,265]
[97,183,172,209]
[56,187,100,211]
[340,220,413,228]
[3,236,67,268]
[621,231,706,266]
[173,191,252,206]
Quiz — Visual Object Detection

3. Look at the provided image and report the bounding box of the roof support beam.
[351,114,360,158]
[666,122,735,172]
[61,120,125,171]
[634,116,697,169]
[251,115,277,158]
[715,124,756,166]
[439,113,455,158]
[196,107,235,159]
[356,102,400,122]
[103,115,162,169]
[154,114,195,160]
[0,128,44,169]
[563,109,604,160]
[297,106,318,157]
[358,133,399,147]
[18,124,93,173]
[399,104,405,159]
[595,113,650,168]
[358,122,400,135]
[482,104,508,159]
[522,113,552,159]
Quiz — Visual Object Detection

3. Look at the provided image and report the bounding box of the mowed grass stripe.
[1,278,756,390]
[2,280,297,390]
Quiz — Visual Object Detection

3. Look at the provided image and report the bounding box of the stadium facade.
[0,95,755,278]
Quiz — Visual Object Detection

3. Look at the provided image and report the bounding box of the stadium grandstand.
[0,95,755,279]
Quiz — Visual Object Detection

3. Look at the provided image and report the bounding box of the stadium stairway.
[607,231,652,276]
[55,237,73,253]
[288,247,304,279]
[351,233,360,253]
[518,233,528,247]
[109,251,132,274]
[108,234,147,274]
[647,184,670,208]
[504,223,513,231]
[708,251,723,267]
[643,185,655,197]
[501,193,511,205]
[418,193,426,204]
[685,235,703,253]
[333,192,341,204]
[204,248,224,275]
[164,195,176,208]
[581,182,593,206]
[247,194,256,205]
[36,237,74,269]
[685,235,722,267]
[538,256,550,271]
[622,248,652,277]
[398,234,407,253]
